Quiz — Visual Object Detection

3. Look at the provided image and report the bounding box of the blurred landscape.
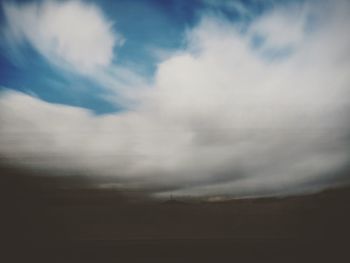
[0,165,349,262]
[1,1,350,262]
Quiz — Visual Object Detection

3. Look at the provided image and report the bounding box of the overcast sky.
[1,0,350,198]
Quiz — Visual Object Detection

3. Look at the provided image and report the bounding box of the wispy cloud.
[2,0,122,73]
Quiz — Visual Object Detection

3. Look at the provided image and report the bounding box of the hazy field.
[1,165,349,262]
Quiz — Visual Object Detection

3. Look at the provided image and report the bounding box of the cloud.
[2,0,121,73]
[248,4,308,51]
[1,0,350,197]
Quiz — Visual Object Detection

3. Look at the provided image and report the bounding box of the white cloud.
[249,4,308,50]
[3,0,121,73]
[1,0,350,197]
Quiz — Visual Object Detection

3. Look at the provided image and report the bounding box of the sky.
[0,0,350,198]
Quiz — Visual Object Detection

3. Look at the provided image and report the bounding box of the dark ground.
[0,165,349,262]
